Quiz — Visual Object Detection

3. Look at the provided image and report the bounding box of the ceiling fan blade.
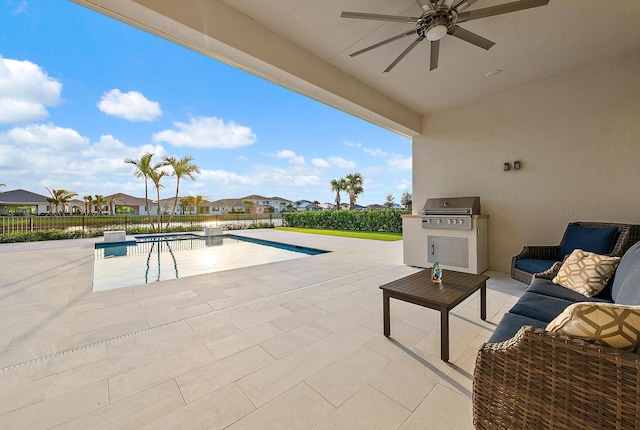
[457,0,549,23]
[350,29,418,57]
[430,40,440,71]
[384,37,425,73]
[341,11,420,24]
[415,0,435,13]
[449,25,495,50]
[439,0,457,9]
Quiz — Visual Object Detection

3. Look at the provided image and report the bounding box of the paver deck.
[0,230,526,429]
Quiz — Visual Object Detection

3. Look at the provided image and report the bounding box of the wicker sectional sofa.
[473,239,640,429]
[511,221,640,285]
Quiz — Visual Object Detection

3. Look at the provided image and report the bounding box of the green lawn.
[275,227,402,241]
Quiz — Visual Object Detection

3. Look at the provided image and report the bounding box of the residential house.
[320,202,334,211]
[295,200,324,211]
[209,198,248,214]
[0,189,50,215]
[366,204,385,211]
[239,195,292,213]
[104,193,154,216]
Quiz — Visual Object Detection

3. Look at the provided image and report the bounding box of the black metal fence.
[0,214,282,235]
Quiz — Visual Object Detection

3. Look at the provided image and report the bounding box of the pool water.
[93,234,328,291]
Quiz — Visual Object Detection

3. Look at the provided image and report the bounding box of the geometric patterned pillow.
[546,302,640,352]
[552,249,621,297]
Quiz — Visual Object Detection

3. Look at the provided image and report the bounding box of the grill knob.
[447,219,452,224]
[436,219,441,224]
[425,219,431,224]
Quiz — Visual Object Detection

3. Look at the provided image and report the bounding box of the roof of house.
[0,189,49,204]
[105,193,148,206]
[239,195,292,203]
[210,198,245,207]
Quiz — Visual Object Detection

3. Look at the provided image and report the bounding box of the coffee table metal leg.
[441,308,449,362]
[480,283,486,321]
[383,291,390,337]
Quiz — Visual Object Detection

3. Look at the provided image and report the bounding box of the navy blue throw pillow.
[559,225,619,259]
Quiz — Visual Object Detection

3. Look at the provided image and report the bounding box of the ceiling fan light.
[426,24,447,41]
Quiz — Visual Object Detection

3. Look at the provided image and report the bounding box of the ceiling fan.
[341,0,550,72]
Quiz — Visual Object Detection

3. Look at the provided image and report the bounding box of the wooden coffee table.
[380,269,489,362]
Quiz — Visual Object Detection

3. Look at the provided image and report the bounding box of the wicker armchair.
[511,222,640,284]
[473,326,640,429]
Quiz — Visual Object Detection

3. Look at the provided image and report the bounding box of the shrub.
[282,209,408,232]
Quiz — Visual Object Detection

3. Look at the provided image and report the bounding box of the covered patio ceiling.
[71,1,640,136]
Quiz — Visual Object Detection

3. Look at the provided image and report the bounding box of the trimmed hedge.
[282,209,408,232]
[0,229,95,243]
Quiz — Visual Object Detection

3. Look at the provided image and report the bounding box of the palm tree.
[312,200,321,211]
[192,195,207,214]
[93,195,107,216]
[46,197,57,215]
[83,195,93,215]
[148,164,168,231]
[179,197,192,215]
[164,155,200,230]
[330,178,347,210]
[45,188,78,215]
[125,153,156,229]
[345,172,364,210]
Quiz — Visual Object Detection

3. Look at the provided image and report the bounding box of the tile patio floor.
[0,230,526,429]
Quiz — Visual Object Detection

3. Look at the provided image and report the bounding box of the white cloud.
[8,0,28,14]
[276,149,296,158]
[394,179,412,190]
[0,124,167,195]
[312,158,330,168]
[200,164,322,191]
[236,155,249,162]
[0,57,62,124]
[97,89,161,121]
[153,116,256,149]
[272,149,305,165]
[6,123,87,152]
[328,156,356,169]
[363,147,388,157]
[344,140,387,157]
[388,155,412,171]
[290,156,306,165]
[343,141,362,148]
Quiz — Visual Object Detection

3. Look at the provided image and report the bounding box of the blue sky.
[0,0,412,205]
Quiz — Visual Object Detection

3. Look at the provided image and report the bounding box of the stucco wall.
[412,55,640,273]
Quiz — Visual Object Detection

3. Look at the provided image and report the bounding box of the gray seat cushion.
[527,278,613,303]
[509,292,580,323]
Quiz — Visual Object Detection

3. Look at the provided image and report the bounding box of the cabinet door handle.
[431,244,435,255]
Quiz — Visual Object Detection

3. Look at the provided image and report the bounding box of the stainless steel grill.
[422,197,480,231]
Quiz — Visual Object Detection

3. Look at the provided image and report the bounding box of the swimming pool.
[93,234,328,291]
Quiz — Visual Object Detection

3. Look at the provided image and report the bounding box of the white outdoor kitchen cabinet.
[402,214,489,275]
